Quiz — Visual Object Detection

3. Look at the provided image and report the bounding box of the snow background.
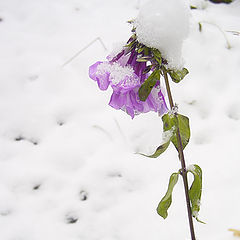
[0,0,240,239]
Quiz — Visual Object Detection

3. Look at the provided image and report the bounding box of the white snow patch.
[0,0,240,240]
[187,164,196,172]
[135,0,190,69]
[162,127,175,143]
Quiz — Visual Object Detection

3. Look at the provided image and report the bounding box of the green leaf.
[138,70,160,101]
[137,47,144,53]
[144,47,150,56]
[124,39,135,49]
[157,173,179,219]
[171,114,190,150]
[162,113,190,150]
[209,0,232,3]
[190,5,197,9]
[136,56,152,62]
[138,113,175,158]
[169,68,189,83]
[198,22,202,32]
[188,165,205,223]
[152,49,162,65]
[139,114,189,159]
[162,113,178,132]
[136,58,149,62]
[140,140,170,158]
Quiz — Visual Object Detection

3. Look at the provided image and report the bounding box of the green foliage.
[138,69,160,101]
[157,173,179,219]
[162,113,178,132]
[209,0,232,3]
[198,22,202,32]
[188,165,205,223]
[136,56,151,62]
[152,49,162,65]
[162,113,190,151]
[190,5,197,9]
[168,68,189,83]
[140,113,177,158]
[170,114,190,151]
[140,141,170,158]
[139,113,190,159]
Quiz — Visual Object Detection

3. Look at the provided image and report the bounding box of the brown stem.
[163,70,196,240]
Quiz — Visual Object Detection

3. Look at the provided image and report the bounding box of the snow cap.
[135,0,190,69]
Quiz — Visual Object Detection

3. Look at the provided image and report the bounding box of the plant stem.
[163,70,196,240]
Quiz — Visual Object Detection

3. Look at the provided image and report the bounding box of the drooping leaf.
[188,165,205,223]
[171,114,190,150]
[139,140,170,158]
[157,173,179,219]
[139,114,189,159]
[169,68,189,83]
[139,113,175,158]
[138,69,160,101]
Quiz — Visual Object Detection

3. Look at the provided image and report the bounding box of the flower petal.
[147,87,168,115]
[89,61,110,91]
[109,92,125,110]
[129,89,144,112]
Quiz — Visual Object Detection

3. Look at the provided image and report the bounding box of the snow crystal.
[135,0,190,69]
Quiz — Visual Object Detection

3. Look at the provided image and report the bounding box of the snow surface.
[0,0,240,240]
[135,0,190,69]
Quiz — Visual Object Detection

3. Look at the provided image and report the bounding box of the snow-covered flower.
[89,37,168,118]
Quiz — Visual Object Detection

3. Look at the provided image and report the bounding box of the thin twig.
[62,37,107,67]
[163,70,196,240]
[199,21,232,49]
[226,30,240,36]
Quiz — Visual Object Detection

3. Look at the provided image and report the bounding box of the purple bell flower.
[89,44,168,118]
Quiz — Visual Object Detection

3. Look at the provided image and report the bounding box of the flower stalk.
[163,70,196,240]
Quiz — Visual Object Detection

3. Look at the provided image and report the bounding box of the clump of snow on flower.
[97,62,136,85]
[134,0,190,69]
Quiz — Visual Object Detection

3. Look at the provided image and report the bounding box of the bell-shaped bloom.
[89,47,168,118]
